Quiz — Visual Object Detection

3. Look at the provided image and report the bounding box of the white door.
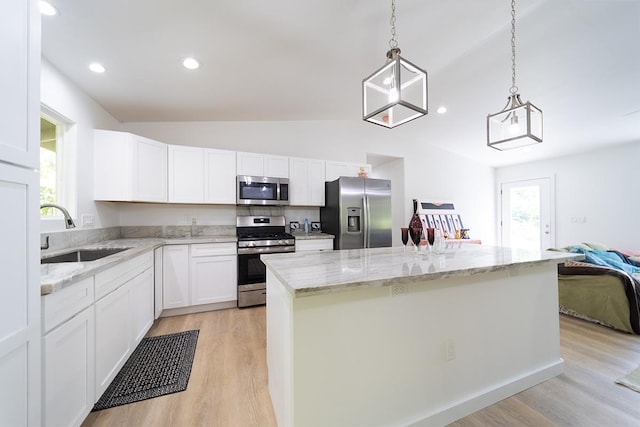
[500,177,554,250]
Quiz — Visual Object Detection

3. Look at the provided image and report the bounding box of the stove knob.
[278,239,284,245]
[249,241,255,247]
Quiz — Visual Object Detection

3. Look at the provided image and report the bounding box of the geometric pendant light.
[487,0,543,150]
[363,0,428,128]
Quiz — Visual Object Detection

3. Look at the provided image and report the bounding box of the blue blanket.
[569,248,640,276]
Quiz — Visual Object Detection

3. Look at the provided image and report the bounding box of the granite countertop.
[40,234,237,296]
[292,232,334,240]
[261,245,583,298]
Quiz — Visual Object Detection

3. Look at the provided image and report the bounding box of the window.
[40,117,61,217]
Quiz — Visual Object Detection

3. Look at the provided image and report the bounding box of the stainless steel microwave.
[236,176,289,206]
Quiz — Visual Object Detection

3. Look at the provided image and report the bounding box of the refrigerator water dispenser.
[347,208,361,232]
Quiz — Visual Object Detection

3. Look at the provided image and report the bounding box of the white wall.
[495,141,640,250]
[39,62,496,240]
[40,60,122,231]
[123,121,497,244]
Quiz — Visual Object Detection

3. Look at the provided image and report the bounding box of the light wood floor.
[82,309,640,427]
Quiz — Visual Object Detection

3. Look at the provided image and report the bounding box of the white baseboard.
[407,359,565,427]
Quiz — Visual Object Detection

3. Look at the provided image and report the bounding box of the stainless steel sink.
[41,248,130,264]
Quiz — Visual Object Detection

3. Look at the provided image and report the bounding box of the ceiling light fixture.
[40,1,57,16]
[487,0,542,150]
[183,57,200,70]
[362,0,428,128]
[89,63,106,73]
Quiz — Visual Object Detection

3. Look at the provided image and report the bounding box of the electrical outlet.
[81,214,95,227]
[390,284,408,296]
[445,339,456,361]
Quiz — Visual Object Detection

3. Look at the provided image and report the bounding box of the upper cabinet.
[204,149,236,204]
[94,130,167,202]
[167,145,236,204]
[237,152,289,178]
[289,157,325,206]
[0,0,38,169]
[325,161,372,182]
[168,145,203,203]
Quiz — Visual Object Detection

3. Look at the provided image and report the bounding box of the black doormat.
[93,330,199,411]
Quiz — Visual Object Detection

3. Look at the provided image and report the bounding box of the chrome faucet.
[40,203,76,229]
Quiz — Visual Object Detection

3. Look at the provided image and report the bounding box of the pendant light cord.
[389,0,398,49]
[510,0,518,95]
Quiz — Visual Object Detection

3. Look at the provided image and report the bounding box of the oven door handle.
[237,246,296,255]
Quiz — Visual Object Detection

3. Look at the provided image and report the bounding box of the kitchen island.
[262,245,581,427]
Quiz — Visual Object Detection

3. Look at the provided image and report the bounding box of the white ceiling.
[41,0,640,167]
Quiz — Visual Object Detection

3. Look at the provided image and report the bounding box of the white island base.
[264,247,578,427]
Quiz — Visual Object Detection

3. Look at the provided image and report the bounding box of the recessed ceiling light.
[183,57,200,70]
[436,106,447,114]
[89,63,106,73]
[40,1,57,16]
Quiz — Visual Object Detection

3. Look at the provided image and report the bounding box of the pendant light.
[362,0,428,128]
[487,0,542,150]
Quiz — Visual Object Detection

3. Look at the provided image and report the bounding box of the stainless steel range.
[236,216,295,307]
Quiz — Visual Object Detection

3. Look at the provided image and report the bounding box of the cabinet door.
[288,158,309,206]
[0,0,38,169]
[93,130,133,201]
[204,149,236,204]
[133,135,167,202]
[130,268,154,346]
[154,247,163,319]
[43,307,94,427]
[168,145,204,203]
[308,159,326,206]
[0,163,40,426]
[191,255,237,305]
[236,152,264,176]
[264,155,289,178]
[95,283,132,398]
[162,245,190,309]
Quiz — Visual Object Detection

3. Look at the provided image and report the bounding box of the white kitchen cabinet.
[325,161,372,182]
[162,245,190,309]
[289,157,325,206]
[162,243,237,313]
[154,247,163,319]
[95,280,132,398]
[130,267,154,346]
[265,154,290,178]
[168,146,236,204]
[295,239,334,252]
[191,243,237,305]
[0,165,40,426]
[204,148,237,204]
[94,252,154,398]
[168,144,204,203]
[237,151,289,178]
[0,0,41,425]
[43,306,94,427]
[94,130,167,202]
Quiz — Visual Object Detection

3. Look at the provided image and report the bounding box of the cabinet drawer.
[190,242,236,257]
[42,276,94,333]
[94,251,153,300]
[295,239,334,252]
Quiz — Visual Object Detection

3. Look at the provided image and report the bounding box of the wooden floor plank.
[81,310,640,427]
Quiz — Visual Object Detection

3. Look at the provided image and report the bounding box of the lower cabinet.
[163,242,237,312]
[41,251,155,427]
[94,253,154,398]
[295,238,334,252]
[43,306,95,427]
[95,277,133,398]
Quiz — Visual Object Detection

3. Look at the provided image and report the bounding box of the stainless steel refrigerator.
[320,177,392,250]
